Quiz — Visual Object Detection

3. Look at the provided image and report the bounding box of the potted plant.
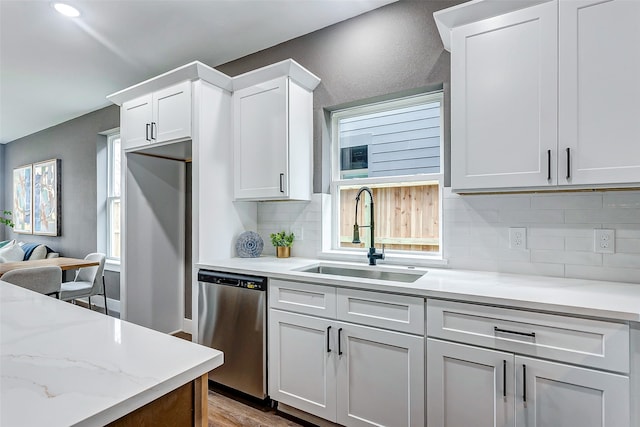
[0,210,14,228]
[270,231,295,258]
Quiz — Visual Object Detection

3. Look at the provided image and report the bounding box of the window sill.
[105,259,120,273]
[318,250,449,269]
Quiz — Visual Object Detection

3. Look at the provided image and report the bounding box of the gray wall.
[2,105,120,296]
[0,143,5,241]
[216,0,464,191]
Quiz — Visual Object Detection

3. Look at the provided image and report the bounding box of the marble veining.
[0,281,223,427]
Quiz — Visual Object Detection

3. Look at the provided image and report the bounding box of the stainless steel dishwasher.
[197,270,267,399]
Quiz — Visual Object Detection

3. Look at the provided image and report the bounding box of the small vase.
[276,246,291,258]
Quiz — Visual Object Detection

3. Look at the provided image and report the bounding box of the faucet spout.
[353,186,384,265]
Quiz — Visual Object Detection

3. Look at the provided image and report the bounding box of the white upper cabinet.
[121,81,191,150]
[436,0,640,192]
[232,60,320,201]
[450,1,558,191]
[559,0,640,186]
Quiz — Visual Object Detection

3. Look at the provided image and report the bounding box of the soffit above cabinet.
[434,0,553,51]
[107,61,233,106]
[231,59,321,92]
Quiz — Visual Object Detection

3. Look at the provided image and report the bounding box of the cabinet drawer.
[337,288,424,335]
[269,279,336,318]
[427,299,629,373]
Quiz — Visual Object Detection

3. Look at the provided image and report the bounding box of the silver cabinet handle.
[566,147,571,179]
[279,173,285,193]
[146,123,151,141]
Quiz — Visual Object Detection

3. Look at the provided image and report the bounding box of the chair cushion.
[60,281,93,300]
[0,240,24,262]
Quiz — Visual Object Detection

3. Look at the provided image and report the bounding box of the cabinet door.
[268,309,336,422]
[336,322,424,427]
[559,0,640,186]
[427,338,514,427]
[451,1,557,191]
[121,93,152,150]
[234,77,288,200]
[515,356,630,427]
[152,81,192,143]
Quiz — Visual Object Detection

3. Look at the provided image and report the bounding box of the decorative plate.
[235,231,264,258]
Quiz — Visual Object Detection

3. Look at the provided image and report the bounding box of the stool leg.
[102,276,109,316]
[87,295,92,310]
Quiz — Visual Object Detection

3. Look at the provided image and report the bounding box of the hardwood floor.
[207,388,304,427]
[171,331,308,427]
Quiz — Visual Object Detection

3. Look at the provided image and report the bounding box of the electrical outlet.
[594,229,615,254]
[291,226,303,241]
[509,227,527,250]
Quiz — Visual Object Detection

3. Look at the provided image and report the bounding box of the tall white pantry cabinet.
[107,59,319,336]
[436,0,640,192]
[108,62,248,334]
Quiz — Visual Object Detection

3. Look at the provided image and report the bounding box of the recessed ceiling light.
[53,3,80,18]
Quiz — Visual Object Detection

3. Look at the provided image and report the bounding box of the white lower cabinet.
[336,322,424,427]
[428,338,630,427]
[426,298,632,427]
[516,355,629,427]
[268,280,425,427]
[427,339,514,427]
[269,309,337,421]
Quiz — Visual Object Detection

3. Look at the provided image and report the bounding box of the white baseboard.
[77,296,120,315]
[182,318,193,335]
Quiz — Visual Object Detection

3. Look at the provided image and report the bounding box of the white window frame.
[326,92,446,265]
[106,132,121,263]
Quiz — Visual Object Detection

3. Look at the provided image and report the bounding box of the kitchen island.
[0,280,223,427]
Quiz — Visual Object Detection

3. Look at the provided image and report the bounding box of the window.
[331,92,443,257]
[107,133,121,260]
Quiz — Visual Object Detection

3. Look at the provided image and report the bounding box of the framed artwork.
[33,159,61,236]
[12,164,33,234]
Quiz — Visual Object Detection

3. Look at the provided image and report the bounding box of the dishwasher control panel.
[198,270,266,291]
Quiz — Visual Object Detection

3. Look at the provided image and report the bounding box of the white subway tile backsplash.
[451,195,530,210]
[565,208,640,224]
[498,209,565,224]
[531,249,602,266]
[616,239,640,254]
[528,224,593,238]
[564,237,593,252]
[606,224,640,239]
[444,208,499,224]
[528,235,564,250]
[531,193,602,210]
[603,253,640,269]
[603,191,640,208]
[256,190,640,286]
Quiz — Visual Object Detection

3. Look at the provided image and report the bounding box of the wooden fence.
[339,184,439,252]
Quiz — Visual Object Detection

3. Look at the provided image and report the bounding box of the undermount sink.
[298,264,425,283]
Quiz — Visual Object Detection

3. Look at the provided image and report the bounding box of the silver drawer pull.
[494,326,536,338]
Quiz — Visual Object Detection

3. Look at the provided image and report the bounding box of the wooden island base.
[107,374,208,427]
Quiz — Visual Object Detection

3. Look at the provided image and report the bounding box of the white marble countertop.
[0,281,223,427]
[196,256,640,322]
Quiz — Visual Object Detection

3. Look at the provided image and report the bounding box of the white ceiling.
[0,0,397,144]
